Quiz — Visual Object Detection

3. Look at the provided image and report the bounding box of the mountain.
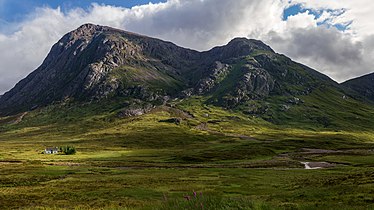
[342,73,374,102]
[1,23,373,129]
[0,24,200,115]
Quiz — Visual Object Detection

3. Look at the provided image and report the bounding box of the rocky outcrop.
[239,65,275,98]
[219,64,275,108]
[194,61,230,95]
[116,100,155,117]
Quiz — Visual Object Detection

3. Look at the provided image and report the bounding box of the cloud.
[0,0,373,94]
[266,0,374,81]
[290,0,374,38]
[124,0,287,50]
[267,27,369,81]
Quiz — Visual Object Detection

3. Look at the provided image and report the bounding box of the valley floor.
[0,100,373,209]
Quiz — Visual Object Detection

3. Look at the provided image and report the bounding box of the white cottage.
[44,147,59,154]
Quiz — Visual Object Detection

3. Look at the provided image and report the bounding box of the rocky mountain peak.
[0,24,198,115]
[226,38,274,53]
[205,37,274,61]
[59,23,106,48]
[73,23,105,35]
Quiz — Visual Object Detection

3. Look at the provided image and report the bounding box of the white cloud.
[285,11,317,29]
[267,27,369,81]
[0,0,373,94]
[290,0,374,38]
[270,0,374,81]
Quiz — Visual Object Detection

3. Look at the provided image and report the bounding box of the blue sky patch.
[283,4,322,20]
[0,0,166,22]
[283,3,349,31]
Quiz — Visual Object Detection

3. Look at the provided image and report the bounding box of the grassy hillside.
[0,98,373,209]
[260,86,374,130]
[196,54,374,131]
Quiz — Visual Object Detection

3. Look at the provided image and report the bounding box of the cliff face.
[0,24,338,115]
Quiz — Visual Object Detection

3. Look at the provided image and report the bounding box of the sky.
[0,0,373,94]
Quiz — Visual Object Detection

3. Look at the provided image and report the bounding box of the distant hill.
[342,73,374,102]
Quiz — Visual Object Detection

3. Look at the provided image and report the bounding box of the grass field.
[0,98,373,209]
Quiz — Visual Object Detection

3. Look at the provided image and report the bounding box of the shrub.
[59,146,76,155]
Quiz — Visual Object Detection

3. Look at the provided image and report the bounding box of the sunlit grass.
[0,98,374,209]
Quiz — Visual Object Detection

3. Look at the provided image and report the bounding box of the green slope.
[0,98,374,209]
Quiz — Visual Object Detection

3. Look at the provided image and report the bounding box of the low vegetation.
[0,98,373,209]
[59,145,76,155]
[158,192,272,210]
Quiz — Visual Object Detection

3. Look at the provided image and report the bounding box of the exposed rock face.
[194,61,230,95]
[0,24,339,116]
[240,65,275,98]
[342,73,374,102]
[219,65,275,108]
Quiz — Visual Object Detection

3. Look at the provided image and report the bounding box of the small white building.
[44,147,59,154]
